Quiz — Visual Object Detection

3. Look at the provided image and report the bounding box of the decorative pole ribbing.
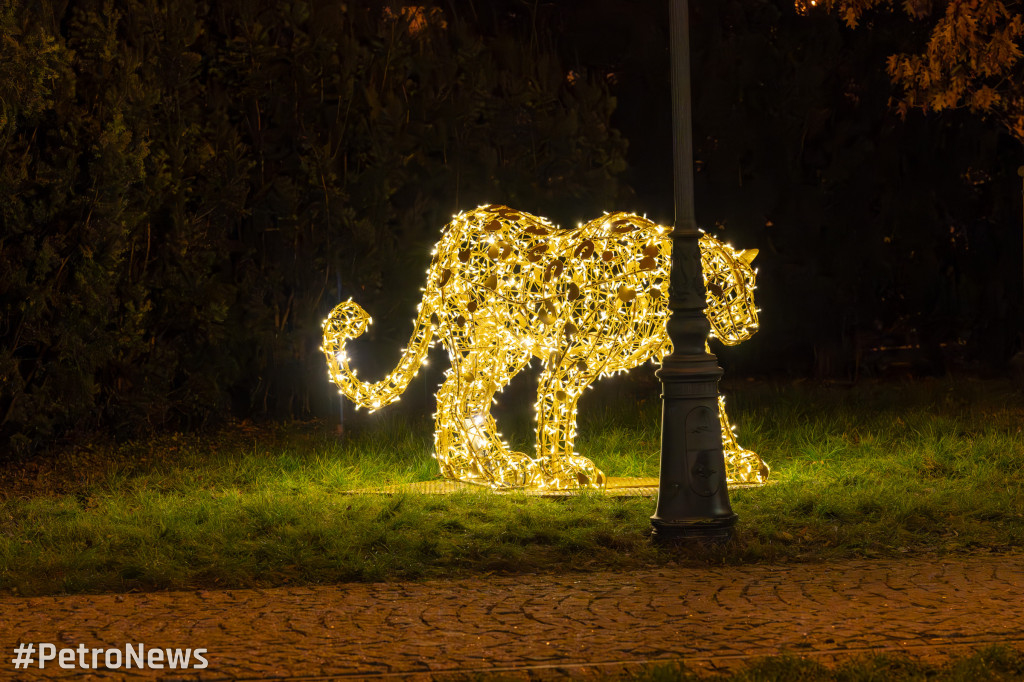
[650,0,738,541]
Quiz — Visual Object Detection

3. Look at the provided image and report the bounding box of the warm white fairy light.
[322,205,767,490]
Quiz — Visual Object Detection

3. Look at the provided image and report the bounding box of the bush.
[0,0,628,450]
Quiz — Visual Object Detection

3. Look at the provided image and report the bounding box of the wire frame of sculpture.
[322,205,767,490]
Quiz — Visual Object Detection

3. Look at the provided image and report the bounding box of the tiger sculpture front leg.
[533,363,604,489]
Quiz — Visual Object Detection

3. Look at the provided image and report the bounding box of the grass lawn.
[1,376,1022,596]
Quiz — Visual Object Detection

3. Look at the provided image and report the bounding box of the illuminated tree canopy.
[323,206,767,491]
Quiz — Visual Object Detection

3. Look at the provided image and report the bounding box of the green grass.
[626,646,1024,681]
[1,377,1022,596]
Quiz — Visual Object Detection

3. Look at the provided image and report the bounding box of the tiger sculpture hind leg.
[433,338,537,488]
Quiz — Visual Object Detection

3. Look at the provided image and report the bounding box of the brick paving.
[3,554,1023,680]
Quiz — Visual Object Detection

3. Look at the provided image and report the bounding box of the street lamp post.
[650,0,738,541]
[1018,166,1024,360]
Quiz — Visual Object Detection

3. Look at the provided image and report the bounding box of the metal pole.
[336,271,345,436]
[650,0,737,541]
[1019,166,1024,340]
[1018,166,1024,354]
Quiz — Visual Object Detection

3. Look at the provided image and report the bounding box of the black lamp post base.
[653,0,739,545]
[650,513,738,543]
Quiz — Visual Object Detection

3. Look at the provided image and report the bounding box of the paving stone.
[2,554,1023,680]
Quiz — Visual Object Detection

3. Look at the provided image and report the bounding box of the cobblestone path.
[3,554,1023,680]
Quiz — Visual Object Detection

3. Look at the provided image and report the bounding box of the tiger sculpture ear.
[739,248,758,264]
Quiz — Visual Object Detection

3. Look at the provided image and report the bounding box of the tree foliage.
[487,0,1022,377]
[805,0,1024,141]
[699,0,1021,375]
[0,0,628,450]
[587,0,1020,376]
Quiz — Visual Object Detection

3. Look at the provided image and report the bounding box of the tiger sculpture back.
[322,205,767,490]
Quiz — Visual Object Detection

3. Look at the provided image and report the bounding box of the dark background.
[2,0,1021,451]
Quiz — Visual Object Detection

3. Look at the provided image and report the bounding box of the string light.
[322,205,768,490]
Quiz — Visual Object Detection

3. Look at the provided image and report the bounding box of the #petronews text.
[12,642,208,670]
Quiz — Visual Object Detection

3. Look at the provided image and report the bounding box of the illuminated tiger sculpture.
[323,205,767,490]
